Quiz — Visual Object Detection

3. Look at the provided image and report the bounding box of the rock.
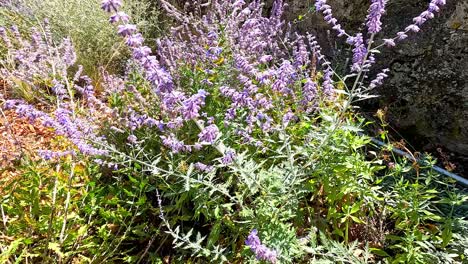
[447,2,468,30]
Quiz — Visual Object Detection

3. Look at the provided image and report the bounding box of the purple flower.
[126,33,144,47]
[366,0,387,34]
[38,150,75,160]
[405,24,420,33]
[51,80,68,100]
[316,0,347,37]
[413,15,426,26]
[420,11,435,19]
[272,60,296,95]
[182,90,208,120]
[322,68,334,96]
[293,38,309,68]
[259,55,273,64]
[409,0,444,29]
[428,3,440,12]
[117,24,137,37]
[221,149,236,165]
[198,124,219,144]
[101,0,122,13]
[396,31,408,40]
[232,0,245,8]
[235,54,258,77]
[146,67,174,93]
[434,0,446,6]
[161,134,185,153]
[368,68,390,90]
[133,46,152,59]
[245,229,278,263]
[282,111,297,127]
[383,38,396,47]
[194,162,213,172]
[206,47,223,60]
[62,38,77,66]
[301,79,317,111]
[166,117,184,130]
[348,34,367,72]
[0,27,12,48]
[127,134,138,144]
[207,31,218,43]
[110,12,130,23]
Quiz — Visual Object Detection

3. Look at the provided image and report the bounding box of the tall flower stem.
[313,34,376,157]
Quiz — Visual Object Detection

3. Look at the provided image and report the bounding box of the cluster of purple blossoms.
[293,37,310,68]
[101,0,122,13]
[110,11,130,24]
[368,68,390,90]
[272,60,296,96]
[96,0,342,161]
[347,33,367,72]
[127,134,138,144]
[282,111,297,127]
[322,68,335,96]
[117,24,137,37]
[245,229,278,263]
[198,124,219,144]
[38,150,76,160]
[301,79,318,112]
[182,90,208,120]
[125,109,158,131]
[101,0,211,155]
[102,0,175,97]
[160,134,186,153]
[366,0,388,34]
[4,100,107,157]
[222,149,237,165]
[194,162,213,173]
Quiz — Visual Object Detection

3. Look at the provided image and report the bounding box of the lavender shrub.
[1,0,466,263]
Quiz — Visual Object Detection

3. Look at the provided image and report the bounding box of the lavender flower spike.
[366,0,387,34]
[348,33,367,72]
[126,33,144,47]
[101,0,122,13]
[315,0,347,37]
[245,229,278,263]
[222,149,236,165]
[368,68,390,90]
[383,38,396,47]
[117,24,137,37]
[198,124,219,144]
[110,11,130,24]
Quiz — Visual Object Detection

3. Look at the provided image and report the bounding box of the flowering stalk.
[245,229,278,263]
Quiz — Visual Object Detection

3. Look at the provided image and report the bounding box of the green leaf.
[370,248,390,257]
[441,222,453,248]
[350,215,364,224]
[207,221,222,249]
[350,203,360,214]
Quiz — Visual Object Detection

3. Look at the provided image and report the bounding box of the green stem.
[345,219,349,244]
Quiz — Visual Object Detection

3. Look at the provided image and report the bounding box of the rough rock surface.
[272,0,468,173]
